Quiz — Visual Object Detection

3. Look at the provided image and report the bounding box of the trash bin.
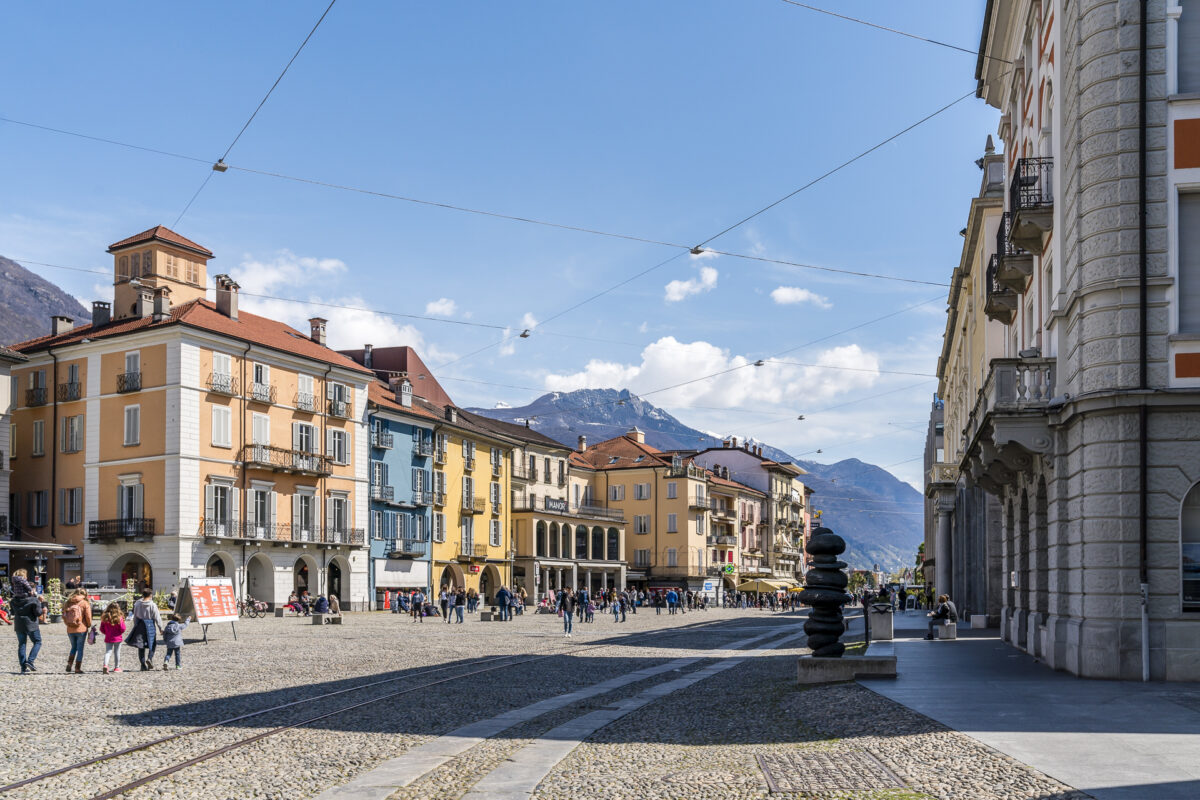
[868,602,894,640]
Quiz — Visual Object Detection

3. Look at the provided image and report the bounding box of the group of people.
[381,585,525,623]
[283,588,341,617]
[5,569,190,674]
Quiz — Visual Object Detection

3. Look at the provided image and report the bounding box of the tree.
[913,542,926,586]
[847,571,868,594]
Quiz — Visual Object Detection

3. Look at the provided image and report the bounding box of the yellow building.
[7,226,373,606]
[419,404,514,601]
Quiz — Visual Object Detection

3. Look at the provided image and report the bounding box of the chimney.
[91,301,111,329]
[133,282,154,319]
[446,406,458,423]
[309,317,327,346]
[390,376,412,408]
[51,315,74,336]
[730,437,738,449]
[722,438,730,448]
[214,274,239,320]
[152,286,172,322]
[363,344,373,369]
[578,435,587,452]
[627,427,644,444]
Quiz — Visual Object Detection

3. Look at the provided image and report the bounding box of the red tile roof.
[572,433,677,470]
[367,380,440,421]
[707,472,766,497]
[107,226,213,258]
[9,299,373,375]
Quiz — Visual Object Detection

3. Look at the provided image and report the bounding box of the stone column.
[934,493,955,599]
[619,564,627,591]
[556,567,563,589]
[570,563,578,590]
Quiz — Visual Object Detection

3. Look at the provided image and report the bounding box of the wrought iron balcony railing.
[492,461,502,477]
[117,372,141,393]
[88,517,155,542]
[388,537,427,557]
[1011,157,1053,212]
[412,489,432,506]
[328,398,352,418]
[574,503,625,521]
[321,527,365,546]
[25,387,47,407]
[370,484,395,502]
[707,534,737,547]
[295,392,317,412]
[413,440,433,457]
[371,429,394,449]
[511,465,535,481]
[56,382,81,402]
[241,444,332,476]
[688,494,709,509]
[668,463,706,480]
[984,255,1018,324]
[464,456,476,471]
[206,373,239,396]
[249,382,276,403]
[462,496,486,514]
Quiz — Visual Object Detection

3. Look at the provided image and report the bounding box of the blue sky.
[1,1,998,488]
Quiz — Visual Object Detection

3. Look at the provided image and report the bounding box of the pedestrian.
[445,587,457,624]
[455,588,466,623]
[516,586,527,615]
[63,588,93,673]
[558,588,576,638]
[13,591,46,673]
[618,592,628,622]
[411,589,425,623]
[654,591,664,615]
[439,587,449,620]
[161,613,191,669]
[611,591,621,623]
[167,591,177,611]
[99,602,126,674]
[496,585,512,621]
[585,598,595,623]
[127,588,163,670]
[0,596,10,626]
[329,593,342,617]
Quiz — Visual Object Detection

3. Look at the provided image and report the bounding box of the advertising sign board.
[175,577,239,642]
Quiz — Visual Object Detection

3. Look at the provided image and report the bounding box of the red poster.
[183,577,238,624]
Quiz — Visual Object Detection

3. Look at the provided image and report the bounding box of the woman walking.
[558,588,576,638]
[62,589,92,673]
[99,602,126,673]
[127,589,163,670]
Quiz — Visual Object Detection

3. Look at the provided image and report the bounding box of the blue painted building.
[365,378,435,607]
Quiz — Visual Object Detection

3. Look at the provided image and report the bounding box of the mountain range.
[468,388,924,572]
[0,256,89,345]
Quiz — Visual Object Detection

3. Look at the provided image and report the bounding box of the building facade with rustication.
[930,0,1200,680]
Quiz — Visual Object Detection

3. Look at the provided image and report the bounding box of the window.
[667,513,677,533]
[491,446,501,465]
[213,352,232,379]
[118,256,129,278]
[1180,194,1200,333]
[544,457,551,482]
[433,469,446,496]
[433,512,446,542]
[293,422,316,453]
[131,252,141,276]
[412,515,425,540]
[634,514,650,534]
[31,420,44,456]
[27,490,48,527]
[490,481,500,505]
[212,406,232,447]
[1182,483,1200,611]
[490,518,501,546]
[124,405,140,446]
[204,482,238,534]
[118,480,143,521]
[252,413,270,445]
[248,488,274,537]
[328,428,349,464]
[371,460,387,488]
[634,483,650,500]
[461,516,474,548]
[125,351,140,376]
[60,415,83,453]
[66,363,80,386]
[667,482,677,499]
[634,549,650,567]
[412,468,427,492]
[372,510,383,539]
[163,253,177,278]
[327,494,348,534]
[185,259,200,284]
[463,475,474,502]
[609,485,625,501]
[462,439,475,457]
[297,374,315,409]
[697,514,705,536]
[292,492,317,541]
[666,547,678,567]
[1180,5,1200,94]
[59,488,82,525]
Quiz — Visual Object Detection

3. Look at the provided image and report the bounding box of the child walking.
[100,602,126,674]
[161,613,190,670]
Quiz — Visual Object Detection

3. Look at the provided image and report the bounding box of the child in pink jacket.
[99,602,127,674]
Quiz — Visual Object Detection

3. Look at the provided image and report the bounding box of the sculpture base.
[796,643,897,684]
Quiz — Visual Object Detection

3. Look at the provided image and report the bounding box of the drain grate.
[756,749,904,793]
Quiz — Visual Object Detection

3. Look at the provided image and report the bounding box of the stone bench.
[935,622,958,640]
[480,611,493,622]
[312,613,326,625]
[274,607,285,618]
[328,614,343,625]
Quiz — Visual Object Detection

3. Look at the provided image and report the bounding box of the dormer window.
[399,380,413,408]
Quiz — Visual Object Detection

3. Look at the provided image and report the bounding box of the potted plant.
[45,578,63,622]
[119,578,137,614]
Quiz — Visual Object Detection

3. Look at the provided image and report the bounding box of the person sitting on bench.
[925,594,957,639]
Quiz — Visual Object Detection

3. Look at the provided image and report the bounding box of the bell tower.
[107,225,213,320]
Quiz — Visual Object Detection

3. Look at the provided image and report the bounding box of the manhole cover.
[756,750,904,793]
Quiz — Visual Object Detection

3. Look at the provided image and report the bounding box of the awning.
[374,559,429,589]
[0,541,77,552]
[737,579,785,592]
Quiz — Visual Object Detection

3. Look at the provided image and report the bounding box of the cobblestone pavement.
[0,608,1092,800]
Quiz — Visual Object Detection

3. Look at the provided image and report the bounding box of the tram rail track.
[2,616,804,800]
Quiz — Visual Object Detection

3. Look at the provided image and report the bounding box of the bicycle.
[238,596,268,618]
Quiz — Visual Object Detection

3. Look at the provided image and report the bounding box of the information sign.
[175,577,239,642]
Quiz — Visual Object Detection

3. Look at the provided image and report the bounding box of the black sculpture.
[797,527,851,657]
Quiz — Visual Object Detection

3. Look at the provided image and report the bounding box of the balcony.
[462,496,487,514]
[557,474,567,488]
[491,498,502,514]
[56,382,81,402]
[328,398,352,418]
[962,357,1057,495]
[492,461,502,477]
[984,255,1018,325]
[413,440,433,457]
[512,465,536,482]
[371,430,394,449]
[241,444,332,476]
[709,502,735,520]
[202,519,292,543]
[117,372,142,393]
[433,491,447,507]
[774,543,803,559]
[25,387,47,407]
[370,484,395,502]
[652,564,706,579]
[668,463,706,480]
[707,534,738,547]
[927,462,958,488]
[295,392,317,413]
[474,543,490,559]
[994,211,1034,291]
[1009,156,1053,254]
[688,494,709,510]
[408,489,429,506]
[206,373,239,397]
[574,503,625,521]
[88,518,154,542]
[455,541,488,561]
[464,456,476,471]
[321,528,365,546]
[388,537,427,558]
[434,449,447,465]
[248,382,276,404]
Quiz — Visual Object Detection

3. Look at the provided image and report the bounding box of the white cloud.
[425,297,457,317]
[771,286,832,309]
[664,266,718,303]
[543,337,881,409]
[638,321,649,334]
[499,327,517,357]
[520,312,538,329]
[230,250,455,361]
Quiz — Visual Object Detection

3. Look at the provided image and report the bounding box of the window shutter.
[231,487,240,525]
[326,428,335,457]
[292,422,301,451]
[326,495,335,532]
[326,379,335,400]
[246,490,257,528]
[116,486,124,520]
[270,491,277,525]
[205,484,215,522]
[292,494,301,534]
[345,430,352,463]
[133,483,144,517]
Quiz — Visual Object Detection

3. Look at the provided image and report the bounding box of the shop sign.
[544,497,568,514]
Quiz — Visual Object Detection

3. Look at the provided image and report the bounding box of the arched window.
[1181,484,1200,611]
[536,521,547,558]
[607,528,619,561]
[549,522,559,558]
[591,527,603,560]
[575,525,588,560]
